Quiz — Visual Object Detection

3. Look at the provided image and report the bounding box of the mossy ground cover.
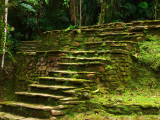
[1,26,160,119]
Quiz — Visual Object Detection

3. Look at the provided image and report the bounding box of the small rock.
[51,110,64,116]
[49,117,57,120]
[115,98,123,102]
[83,92,90,99]
[54,105,67,110]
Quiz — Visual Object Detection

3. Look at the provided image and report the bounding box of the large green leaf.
[137,2,148,9]
[45,0,49,4]
[20,3,36,12]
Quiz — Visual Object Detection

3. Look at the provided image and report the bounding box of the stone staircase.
[19,40,42,52]
[1,20,160,120]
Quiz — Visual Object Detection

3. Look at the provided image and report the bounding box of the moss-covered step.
[61,50,128,57]
[20,40,42,44]
[28,84,76,91]
[28,84,77,97]
[132,20,160,26]
[60,101,85,105]
[101,27,130,33]
[84,41,135,51]
[80,22,132,29]
[19,46,36,49]
[19,50,37,52]
[15,92,66,106]
[102,33,143,42]
[47,70,99,79]
[129,25,160,32]
[15,92,65,99]
[0,112,47,120]
[0,101,56,118]
[38,77,93,86]
[58,63,105,72]
[60,57,111,64]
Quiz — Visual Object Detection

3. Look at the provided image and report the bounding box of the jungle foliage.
[0,0,160,67]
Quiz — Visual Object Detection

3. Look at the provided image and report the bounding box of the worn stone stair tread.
[58,63,103,65]
[20,44,39,46]
[84,41,136,44]
[59,97,78,101]
[0,101,53,111]
[21,50,36,52]
[39,77,93,83]
[98,32,135,36]
[0,111,26,119]
[54,104,74,110]
[19,46,36,49]
[29,84,77,89]
[60,101,85,105]
[20,40,42,43]
[61,57,107,60]
[0,112,46,120]
[63,90,76,94]
[15,92,65,99]
[47,70,97,74]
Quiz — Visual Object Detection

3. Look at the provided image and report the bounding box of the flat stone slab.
[0,112,25,119]
[59,97,78,101]
[60,101,84,105]
[58,63,103,65]
[29,84,77,90]
[61,57,109,62]
[47,70,97,74]
[0,101,53,111]
[15,92,65,99]
[54,105,72,110]
[51,110,64,116]
[63,90,76,94]
[39,77,93,83]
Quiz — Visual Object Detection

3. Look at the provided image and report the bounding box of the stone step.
[59,97,78,101]
[101,27,130,32]
[20,50,37,52]
[132,20,160,26]
[60,57,111,64]
[80,22,132,29]
[28,84,77,90]
[28,84,77,97]
[54,104,73,110]
[60,101,85,105]
[84,41,134,51]
[58,63,105,72]
[0,112,47,120]
[15,92,65,99]
[47,70,99,79]
[0,101,54,118]
[97,32,135,37]
[61,50,129,58]
[19,46,36,49]
[130,25,160,31]
[38,77,93,84]
[20,40,42,44]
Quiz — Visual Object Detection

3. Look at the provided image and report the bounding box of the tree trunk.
[79,0,82,28]
[154,0,158,20]
[99,0,106,24]
[1,0,8,84]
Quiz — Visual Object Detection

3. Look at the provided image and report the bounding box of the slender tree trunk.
[1,0,8,84]
[79,0,82,28]
[99,0,106,24]
[154,0,158,20]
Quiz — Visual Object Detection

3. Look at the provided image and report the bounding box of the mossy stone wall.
[15,20,160,93]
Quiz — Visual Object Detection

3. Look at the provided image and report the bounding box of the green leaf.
[45,0,49,4]
[20,3,36,12]
[137,2,148,9]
